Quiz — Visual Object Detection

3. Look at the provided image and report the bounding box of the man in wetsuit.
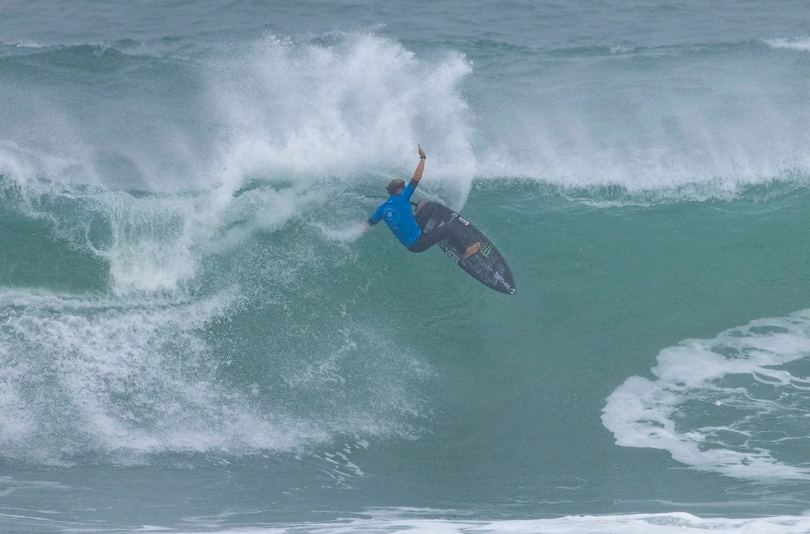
[366,145,480,260]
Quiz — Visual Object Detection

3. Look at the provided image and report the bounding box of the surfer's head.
[387,179,405,196]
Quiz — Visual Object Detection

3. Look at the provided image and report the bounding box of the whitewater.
[3,0,810,532]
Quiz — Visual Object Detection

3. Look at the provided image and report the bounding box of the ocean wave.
[171,509,810,534]
[763,36,810,52]
[544,38,777,58]
[603,309,810,481]
[0,37,197,59]
[0,39,44,49]
[0,41,127,62]
[472,174,810,207]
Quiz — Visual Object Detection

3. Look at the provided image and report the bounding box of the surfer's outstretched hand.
[418,144,426,159]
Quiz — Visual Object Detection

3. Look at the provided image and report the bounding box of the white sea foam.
[172,510,810,534]
[0,288,429,464]
[468,34,810,200]
[313,221,369,243]
[603,309,810,481]
[763,36,810,52]
[0,157,326,294]
[0,140,89,187]
[0,288,265,463]
[208,33,476,210]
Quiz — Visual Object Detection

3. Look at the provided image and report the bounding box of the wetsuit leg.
[408,223,465,253]
[414,201,438,230]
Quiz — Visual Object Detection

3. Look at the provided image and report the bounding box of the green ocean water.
[3,1,810,532]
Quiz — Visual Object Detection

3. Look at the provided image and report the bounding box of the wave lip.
[603,309,810,481]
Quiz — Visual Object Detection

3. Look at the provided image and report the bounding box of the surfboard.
[413,200,516,295]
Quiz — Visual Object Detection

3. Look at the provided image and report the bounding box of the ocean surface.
[2,1,810,532]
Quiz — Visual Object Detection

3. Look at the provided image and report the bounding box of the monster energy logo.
[480,243,493,258]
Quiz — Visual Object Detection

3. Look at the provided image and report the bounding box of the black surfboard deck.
[414,200,516,295]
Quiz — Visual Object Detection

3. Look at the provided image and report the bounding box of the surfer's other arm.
[365,199,385,232]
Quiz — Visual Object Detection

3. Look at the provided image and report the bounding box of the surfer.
[366,145,480,259]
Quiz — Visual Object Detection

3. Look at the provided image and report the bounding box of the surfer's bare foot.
[461,242,480,260]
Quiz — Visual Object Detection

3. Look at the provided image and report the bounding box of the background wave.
[4,31,810,205]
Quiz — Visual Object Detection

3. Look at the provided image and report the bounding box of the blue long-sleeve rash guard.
[368,179,422,247]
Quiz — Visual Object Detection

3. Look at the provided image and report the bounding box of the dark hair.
[387,179,405,195]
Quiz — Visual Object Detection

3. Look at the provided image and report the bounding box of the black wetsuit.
[408,201,467,253]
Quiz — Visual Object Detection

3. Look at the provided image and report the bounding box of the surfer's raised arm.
[411,144,427,186]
